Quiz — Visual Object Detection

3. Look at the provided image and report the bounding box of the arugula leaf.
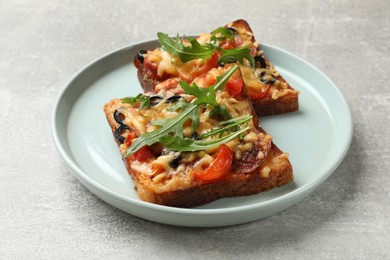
[125,102,198,157]
[155,101,200,135]
[218,45,255,67]
[122,94,150,110]
[157,32,214,63]
[159,125,251,152]
[158,31,255,67]
[210,106,231,120]
[210,27,234,45]
[179,64,238,120]
[213,64,239,91]
[129,112,251,154]
[125,65,250,157]
[179,81,217,106]
[200,115,252,139]
[179,64,239,105]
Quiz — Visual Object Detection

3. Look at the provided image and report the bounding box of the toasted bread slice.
[103,68,293,207]
[134,19,299,116]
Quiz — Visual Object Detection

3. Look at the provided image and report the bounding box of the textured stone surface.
[1,0,389,259]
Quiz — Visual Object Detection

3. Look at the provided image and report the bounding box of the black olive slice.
[160,149,181,168]
[219,57,237,67]
[114,125,130,144]
[191,132,200,140]
[259,71,277,84]
[260,78,276,84]
[148,95,164,106]
[260,71,267,78]
[226,57,238,63]
[254,56,267,68]
[170,153,181,168]
[114,109,125,125]
[227,27,238,36]
[137,50,147,63]
[166,95,183,103]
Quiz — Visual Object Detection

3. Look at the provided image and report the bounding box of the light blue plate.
[51,39,352,227]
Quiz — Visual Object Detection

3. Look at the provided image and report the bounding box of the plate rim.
[51,39,353,224]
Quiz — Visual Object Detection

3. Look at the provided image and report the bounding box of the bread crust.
[134,57,161,92]
[134,143,293,208]
[253,90,299,116]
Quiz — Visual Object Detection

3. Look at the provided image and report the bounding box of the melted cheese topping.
[146,48,209,81]
[240,63,300,100]
[146,25,299,102]
[145,25,255,82]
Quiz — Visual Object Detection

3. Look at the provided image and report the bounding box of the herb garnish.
[125,65,252,157]
[157,124,251,152]
[157,31,254,66]
[218,45,254,67]
[178,64,236,119]
[122,94,151,110]
[157,33,214,63]
[200,115,252,139]
[210,27,234,45]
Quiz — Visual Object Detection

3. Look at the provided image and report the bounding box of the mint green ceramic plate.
[52,40,352,227]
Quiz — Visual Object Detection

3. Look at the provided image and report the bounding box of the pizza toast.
[134,19,299,116]
[104,65,293,207]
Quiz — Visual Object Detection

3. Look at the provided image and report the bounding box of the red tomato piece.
[194,72,217,89]
[194,145,233,182]
[233,36,243,47]
[226,77,243,97]
[247,85,271,100]
[249,45,258,56]
[158,78,180,90]
[220,40,235,50]
[152,163,165,175]
[129,146,154,162]
[125,133,153,163]
[176,51,219,82]
[143,58,159,79]
[124,132,137,147]
[196,51,219,77]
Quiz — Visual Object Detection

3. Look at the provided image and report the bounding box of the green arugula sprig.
[179,63,236,104]
[125,65,252,157]
[157,33,214,63]
[122,94,151,110]
[200,115,252,139]
[157,30,254,66]
[125,101,198,157]
[158,125,251,152]
[218,45,254,67]
[210,27,234,46]
[179,64,238,119]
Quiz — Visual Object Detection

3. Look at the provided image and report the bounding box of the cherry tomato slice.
[129,146,154,163]
[124,134,154,163]
[195,51,219,77]
[247,84,271,100]
[124,132,137,147]
[226,77,243,97]
[220,40,235,50]
[152,163,165,175]
[194,145,233,182]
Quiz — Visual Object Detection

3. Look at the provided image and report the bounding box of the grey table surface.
[1,0,389,259]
